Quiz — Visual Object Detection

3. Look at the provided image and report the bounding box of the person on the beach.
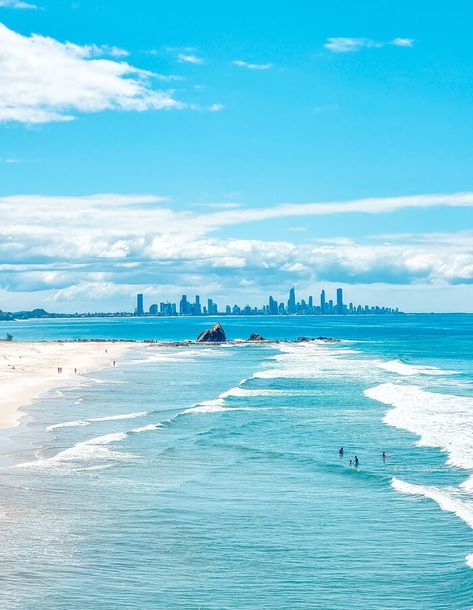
[112,360,116,367]
[354,456,359,467]
[339,447,344,457]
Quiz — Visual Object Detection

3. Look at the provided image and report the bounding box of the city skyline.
[134,287,400,317]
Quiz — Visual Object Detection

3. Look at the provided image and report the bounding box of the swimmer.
[354,456,359,468]
[339,447,344,457]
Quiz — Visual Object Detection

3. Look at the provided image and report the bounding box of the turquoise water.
[0,315,472,609]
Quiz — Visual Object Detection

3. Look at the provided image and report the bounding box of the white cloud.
[177,52,204,64]
[208,103,224,112]
[324,36,414,53]
[324,37,382,53]
[391,37,414,48]
[0,0,36,9]
[202,192,473,230]
[0,193,472,304]
[233,60,272,70]
[1,157,22,163]
[0,23,186,124]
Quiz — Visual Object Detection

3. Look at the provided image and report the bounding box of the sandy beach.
[0,341,133,430]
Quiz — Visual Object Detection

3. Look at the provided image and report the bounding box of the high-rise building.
[149,304,158,315]
[320,289,326,314]
[288,287,296,314]
[336,288,344,314]
[192,295,202,315]
[269,296,278,315]
[180,295,190,315]
[135,293,144,316]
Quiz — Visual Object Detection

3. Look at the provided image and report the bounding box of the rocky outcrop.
[295,336,341,343]
[315,336,341,343]
[196,322,227,343]
[248,333,265,341]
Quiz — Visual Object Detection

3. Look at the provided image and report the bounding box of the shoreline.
[0,340,134,431]
[0,335,340,432]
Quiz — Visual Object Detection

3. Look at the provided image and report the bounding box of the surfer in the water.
[339,447,344,457]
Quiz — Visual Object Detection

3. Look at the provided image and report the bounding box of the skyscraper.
[193,295,202,315]
[336,288,344,314]
[269,296,278,315]
[320,289,326,314]
[179,294,189,315]
[135,293,144,316]
[288,287,296,314]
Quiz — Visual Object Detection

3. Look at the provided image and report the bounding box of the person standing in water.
[354,456,359,468]
[339,447,344,457]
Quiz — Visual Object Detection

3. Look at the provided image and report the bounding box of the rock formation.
[247,333,265,341]
[295,336,341,343]
[196,322,227,343]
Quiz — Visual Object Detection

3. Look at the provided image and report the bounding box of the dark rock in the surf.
[196,322,226,343]
[315,336,341,343]
[294,336,341,343]
[247,333,265,342]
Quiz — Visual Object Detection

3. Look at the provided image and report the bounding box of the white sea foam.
[17,432,135,470]
[248,341,374,383]
[378,359,458,377]
[47,411,148,431]
[47,419,90,431]
[392,477,473,529]
[367,383,473,570]
[89,411,148,422]
[183,396,262,414]
[365,383,473,471]
[392,476,473,570]
[184,398,228,414]
[131,423,163,433]
[220,387,293,398]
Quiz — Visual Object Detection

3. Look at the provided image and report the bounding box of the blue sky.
[0,0,472,312]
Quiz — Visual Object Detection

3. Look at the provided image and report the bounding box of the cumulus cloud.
[0,23,186,124]
[0,193,472,304]
[233,60,272,70]
[324,37,414,53]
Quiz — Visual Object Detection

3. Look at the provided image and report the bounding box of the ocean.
[0,314,472,609]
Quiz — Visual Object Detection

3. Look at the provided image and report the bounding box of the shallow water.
[0,314,472,609]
